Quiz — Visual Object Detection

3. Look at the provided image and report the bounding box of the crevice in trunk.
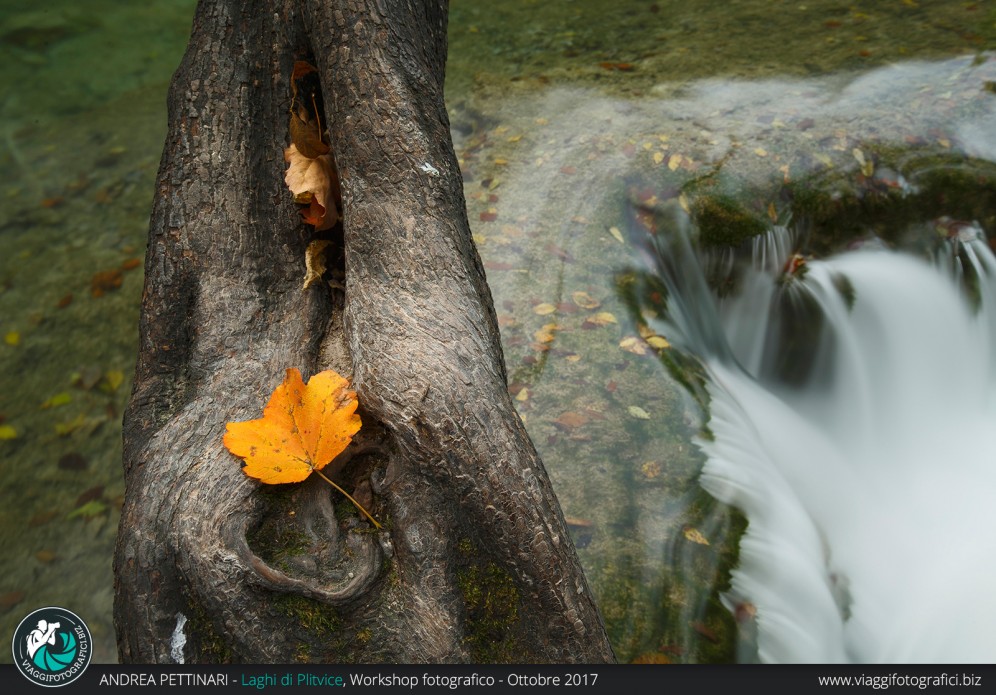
[114,0,614,665]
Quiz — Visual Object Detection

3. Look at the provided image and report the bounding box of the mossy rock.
[690,195,769,248]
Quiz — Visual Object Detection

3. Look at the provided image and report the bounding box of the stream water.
[644,217,996,662]
[1,0,994,664]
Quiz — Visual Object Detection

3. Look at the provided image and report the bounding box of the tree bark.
[114,0,614,663]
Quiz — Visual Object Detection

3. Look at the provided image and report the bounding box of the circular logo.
[11,607,92,687]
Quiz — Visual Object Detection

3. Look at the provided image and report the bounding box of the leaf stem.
[313,469,382,529]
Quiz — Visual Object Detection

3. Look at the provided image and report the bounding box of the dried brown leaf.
[284,144,339,231]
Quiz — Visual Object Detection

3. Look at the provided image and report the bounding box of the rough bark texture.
[114,0,614,663]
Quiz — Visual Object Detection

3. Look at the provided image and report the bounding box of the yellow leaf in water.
[641,461,662,479]
[587,312,618,326]
[667,154,683,171]
[0,424,17,440]
[67,500,108,520]
[853,148,875,177]
[4,331,20,346]
[494,158,509,166]
[533,303,557,315]
[678,193,691,214]
[815,153,834,168]
[572,291,600,309]
[619,336,648,355]
[507,134,522,143]
[534,323,559,343]
[683,527,710,546]
[41,393,72,409]
[653,151,665,165]
[55,414,88,437]
[100,370,125,393]
[608,226,625,244]
[646,335,671,350]
[628,405,651,420]
[754,147,768,157]
[516,387,530,402]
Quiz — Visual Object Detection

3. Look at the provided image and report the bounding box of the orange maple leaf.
[223,368,379,527]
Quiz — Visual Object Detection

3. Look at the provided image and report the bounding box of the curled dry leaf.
[289,61,330,159]
[284,144,339,231]
[303,239,331,291]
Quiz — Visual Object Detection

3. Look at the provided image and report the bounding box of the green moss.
[275,594,342,636]
[185,598,233,664]
[691,195,768,248]
[790,147,996,256]
[456,541,521,662]
[293,642,311,663]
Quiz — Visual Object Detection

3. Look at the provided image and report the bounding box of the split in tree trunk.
[114,0,614,663]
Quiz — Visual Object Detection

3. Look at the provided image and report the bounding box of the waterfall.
[649,214,996,662]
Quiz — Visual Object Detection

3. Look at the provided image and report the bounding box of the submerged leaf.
[619,336,649,355]
[99,370,125,393]
[571,291,600,309]
[91,269,124,297]
[67,500,107,520]
[40,392,72,409]
[683,527,710,546]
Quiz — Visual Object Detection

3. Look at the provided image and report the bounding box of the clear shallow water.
[0,1,198,662]
[454,50,996,660]
[1,0,994,663]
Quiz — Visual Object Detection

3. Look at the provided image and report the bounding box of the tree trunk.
[113,0,614,664]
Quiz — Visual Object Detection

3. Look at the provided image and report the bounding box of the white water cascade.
[653,219,996,663]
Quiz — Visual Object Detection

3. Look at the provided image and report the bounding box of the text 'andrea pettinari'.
[99,673,230,686]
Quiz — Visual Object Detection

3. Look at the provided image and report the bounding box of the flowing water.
[1,0,995,663]
[642,217,996,662]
